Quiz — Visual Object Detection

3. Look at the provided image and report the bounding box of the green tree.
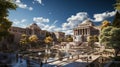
[29,35,38,43]
[20,34,29,50]
[87,36,95,48]
[57,38,63,43]
[66,37,73,42]
[101,20,111,30]
[112,0,120,27]
[44,36,53,44]
[99,26,120,57]
[0,0,17,40]
[44,36,53,63]
[112,11,120,28]
[29,35,38,48]
[20,34,28,45]
[114,0,120,10]
[57,38,63,42]
[0,0,17,52]
[94,35,99,42]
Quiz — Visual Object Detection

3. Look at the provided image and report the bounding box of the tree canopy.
[114,0,120,10]
[99,26,120,56]
[0,0,17,40]
[20,34,28,45]
[112,11,120,28]
[112,0,120,28]
[44,36,53,44]
[101,20,111,30]
[66,37,73,42]
[29,35,38,43]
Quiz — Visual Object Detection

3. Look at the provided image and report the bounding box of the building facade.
[54,32,65,41]
[73,20,100,42]
[8,23,57,43]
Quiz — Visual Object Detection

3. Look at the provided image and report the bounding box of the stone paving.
[48,54,100,67]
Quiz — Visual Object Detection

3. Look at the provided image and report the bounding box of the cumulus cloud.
[33,17,49,23]
[12,19,27,28]
[36,12,89,34]
[62,12,88,29]
[61,12,89,35]
[33,0,44,5]
[37,24,57,32]
[33,17,58,32]
[54,28,62,32]
[93,11,116,22]
[21,19,27,23]
[29,7,33,11]
[36,0,42,4]
[15,0,33,11]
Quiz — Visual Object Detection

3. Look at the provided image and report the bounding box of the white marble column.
[80,29,82,35]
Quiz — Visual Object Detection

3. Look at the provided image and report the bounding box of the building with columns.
[73,20,100,42]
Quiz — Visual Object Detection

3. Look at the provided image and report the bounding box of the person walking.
[40,61,43,67]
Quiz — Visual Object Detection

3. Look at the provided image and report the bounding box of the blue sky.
[9,0,116,35]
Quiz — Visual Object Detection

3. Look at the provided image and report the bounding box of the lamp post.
[38,52,42,62]
[86,52,89,63]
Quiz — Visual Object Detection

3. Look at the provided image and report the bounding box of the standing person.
[40,61,43,67]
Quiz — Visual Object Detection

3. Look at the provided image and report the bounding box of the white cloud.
[15,0,20,3]
[33,17,57,32]
[41,25,56,31]
[61,12,89,35]
[21,19,26,23]
[33,17,49,23]
[12,19,27,28]
[54,28,62,32]
[15,0,33,11]
[93,11,116,22]
[36,0,42,4]
[33,0,44,5]
[29,7,33,11]
[36,22,46,28]
[63,12,88,28]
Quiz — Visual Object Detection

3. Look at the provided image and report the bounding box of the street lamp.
[38,52,42,67]
[38,52,42,62]
[86,53,89,63]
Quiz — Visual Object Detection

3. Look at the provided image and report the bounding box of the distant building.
[8,23,57,43]
[73,19,100,42]
[65,35,71,38]
[54,32,65,40]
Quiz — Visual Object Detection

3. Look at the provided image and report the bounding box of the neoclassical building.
[73,20,100,42]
